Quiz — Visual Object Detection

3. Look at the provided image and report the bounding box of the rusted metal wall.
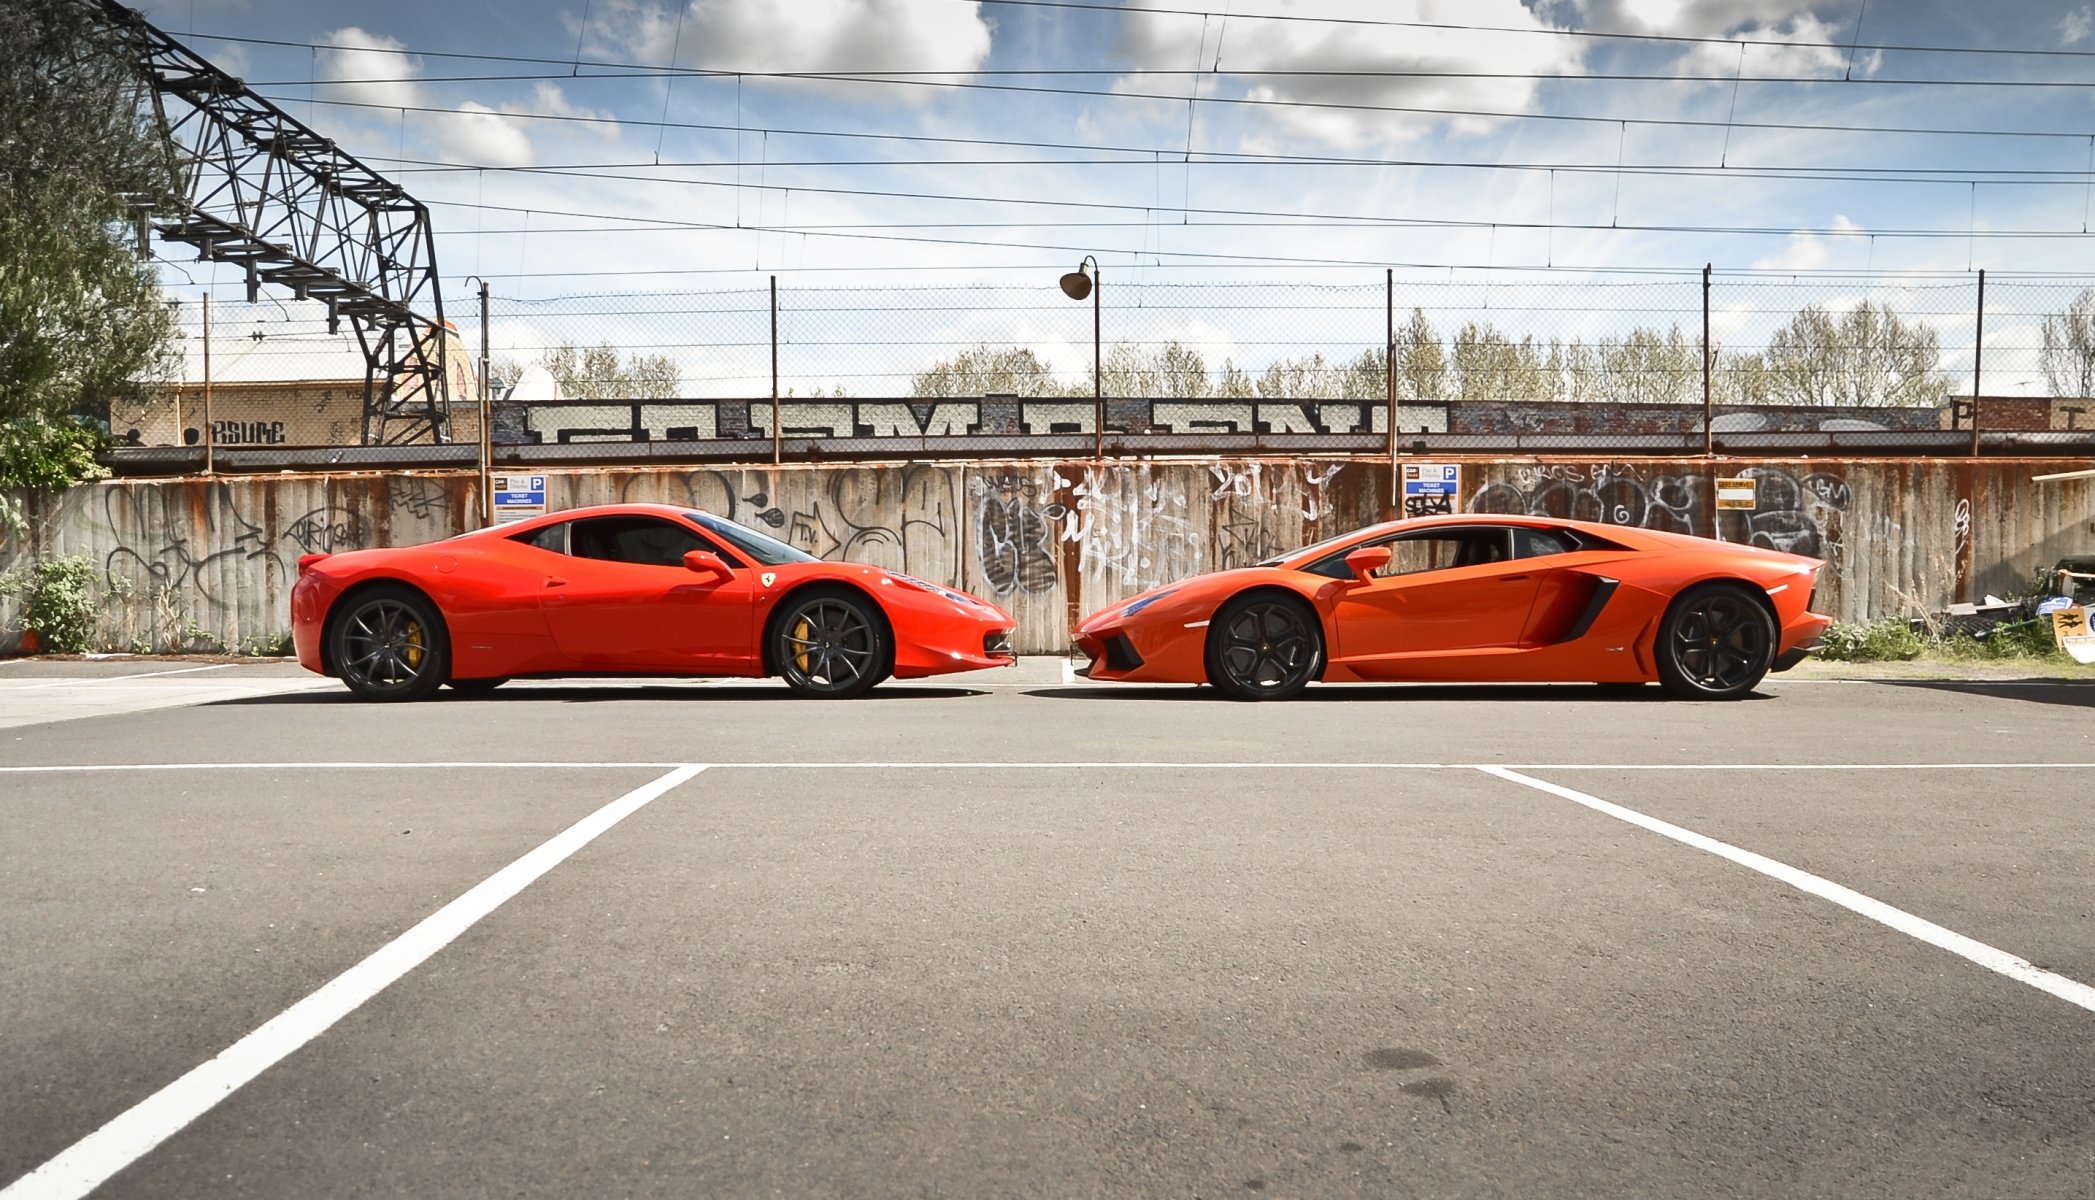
[1,458,2089,657]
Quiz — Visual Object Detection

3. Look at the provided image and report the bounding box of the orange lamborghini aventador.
[1073,513,1830,701]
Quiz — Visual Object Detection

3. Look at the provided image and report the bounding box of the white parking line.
[9,759,2095,776]
[1476,765,2095,1016]
[0,763,709,1200]
[13,664,234,689]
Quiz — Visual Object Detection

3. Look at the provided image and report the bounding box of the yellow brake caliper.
[403,620,425,670]
[792,616,813,673]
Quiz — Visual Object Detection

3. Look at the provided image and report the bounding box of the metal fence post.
[1386,267,1398,506]
[770,275,781,467]
[1701,263,1713,458]
[201,293,214,476]
[1971,268,1985,458]
[478,281,493,526]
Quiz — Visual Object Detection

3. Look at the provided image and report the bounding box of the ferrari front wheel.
[1655,583,1775,700]
[773,589,888,699]
[330,585,448,702]
[1205,593,1323,701]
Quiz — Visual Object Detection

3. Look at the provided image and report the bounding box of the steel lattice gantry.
[96,0,452,445]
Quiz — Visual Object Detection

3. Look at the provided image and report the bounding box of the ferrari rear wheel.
[1656,583,1775,700]
[774,590,887,699]
[331,586,448,702]
[1205,593,1323,701]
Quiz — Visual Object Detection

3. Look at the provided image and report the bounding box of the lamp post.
[1060,256,1101,459]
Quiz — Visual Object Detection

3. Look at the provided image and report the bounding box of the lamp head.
[1058,262,1094,301]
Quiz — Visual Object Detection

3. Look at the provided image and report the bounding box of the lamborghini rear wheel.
[1205,593,1323,701]
[773,589,888,699]
[1655,583,1775,700]
[331,586,448,702]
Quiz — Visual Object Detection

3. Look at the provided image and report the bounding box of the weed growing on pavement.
[0,555,115,653]
[1818,618,1928,661]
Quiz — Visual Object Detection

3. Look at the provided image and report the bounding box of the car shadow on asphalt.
[1025,684,1768,703]
[209,684,991,704]
[1876,679,2095,708]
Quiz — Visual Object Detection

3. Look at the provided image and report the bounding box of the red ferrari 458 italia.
[1074,513,1831,701]
[291,503,1016,700]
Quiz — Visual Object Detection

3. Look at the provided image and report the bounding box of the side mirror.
[683,549,732,579]
[1343,545,1392,585]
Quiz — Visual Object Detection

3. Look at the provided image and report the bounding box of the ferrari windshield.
[686,511,818,566]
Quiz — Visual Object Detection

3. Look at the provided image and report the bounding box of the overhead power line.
[412,192,2079,244]
[370,151,2095,191]
[266,89,2095,147]
[191,13,2095,70]
[255,67,2095,90]
[968,0,2095,61]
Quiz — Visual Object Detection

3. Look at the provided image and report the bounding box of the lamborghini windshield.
[1256,529,1373,569]
[686,511,818,566]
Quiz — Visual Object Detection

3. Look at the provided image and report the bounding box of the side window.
[1306,528,1516,579]
[513,522,569,554]
[1381,530,1513,575]
[569,516,715,568]
[1514,528,1576,560]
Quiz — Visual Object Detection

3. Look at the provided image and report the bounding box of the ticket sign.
[1401,462,1461,518]
[492,474,546,524]
[1715,477,1757,510]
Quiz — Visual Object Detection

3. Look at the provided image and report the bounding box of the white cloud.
[1581,2,1864,76]
[1116,0,1586,149]
[429,103,536,167]
[1752,213,1866,270]
[2063,7,2094,45]
[589,0,993,97]
[317,27,421,110]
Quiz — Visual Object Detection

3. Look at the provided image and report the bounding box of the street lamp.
[1060,256,1101,458]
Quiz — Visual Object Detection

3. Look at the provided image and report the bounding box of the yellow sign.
[1715,477,1757,510]
[2052,606,2088,645]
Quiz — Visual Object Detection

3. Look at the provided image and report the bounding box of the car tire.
[772,588,888,699]
[1655,583,1776,700]
[1204,593,1323,701]
[329,585,449,702]
[447,677,508,694]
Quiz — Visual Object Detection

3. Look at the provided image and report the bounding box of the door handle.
[1500,574,1532,582]
[545,577,568,588]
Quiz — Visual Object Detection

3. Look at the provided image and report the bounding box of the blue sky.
[133,0,2095,395]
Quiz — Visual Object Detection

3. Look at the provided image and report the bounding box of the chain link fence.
[110,269,2095,470]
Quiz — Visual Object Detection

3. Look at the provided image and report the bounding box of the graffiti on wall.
[1466,463,1847,559]
[787,467,957,575]
[961,461,1354,598]
[970,472,1061,597]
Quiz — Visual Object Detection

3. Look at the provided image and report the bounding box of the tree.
[2041,288,2095,399]
[0,2,172,404]
[1761,300,1947,407]
[910,343,1062,397]
[0,0,176,497]
[539,343,682,400]
[1594,326,1700,405]
[1392,308,1448,405]
[1451,321,1550,403]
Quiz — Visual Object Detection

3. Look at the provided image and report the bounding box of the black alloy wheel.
[331,586,448,701]
[774,591,887,698]
[1655,583,1776,700]
[1205,594,1323,701]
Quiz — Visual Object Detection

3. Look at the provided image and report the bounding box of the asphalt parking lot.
[3,660,2092,1199]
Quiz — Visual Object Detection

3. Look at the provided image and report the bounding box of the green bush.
[1,555,109,653]
[1817,618,1927,662]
